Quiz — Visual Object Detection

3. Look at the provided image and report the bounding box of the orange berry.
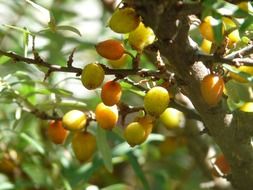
[214,154,231,176]
[96,39,125,60]
[47,120,68,144]
[71,131,96,162]
[0,157,16,174]
[95,102,118,130]
[200,74,224,106]
[101,81,122,106]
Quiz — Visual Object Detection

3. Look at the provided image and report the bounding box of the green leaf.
[127,152,150,190]
[0,56,11,65]
[96,127,113,173]
[240,16,253,34]
[2,24,33,34]
[25,0,50,22]
[223,64,253,83]
[22,162,47,186]
[19,133,45,154]
[23,28,29,57]
[101,184,129,190]
[56,25,82,36]
[121,81,145,97]
[225,80,253,103]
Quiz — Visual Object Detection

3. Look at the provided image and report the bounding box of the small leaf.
[0,56,11,65]
[96,127,113,173]
[19,133,45,154]
[25,0,50,22]
[101,184,130,190]
[23,28,29,57]
[225,80,253,103]
[127,152,150,190]
[2,24,33,34]
[56,25,82,36]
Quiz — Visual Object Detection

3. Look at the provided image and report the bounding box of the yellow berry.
[144,86,170,117]
[124,122,146,147]
[109,7,141,34]
[95,103,118,130]
[239,102,253,112]
[200,39,212,54]
[62,110,87,131]
[128,22,155,52]
[81,63,105,90]
[160,108,184,129]
[71,131,96,162]
[107,54,128,68]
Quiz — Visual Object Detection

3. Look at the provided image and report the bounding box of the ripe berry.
[47,120,68,144]
[101,81,122,106]
[200,74,224,106]
[96,39,125,60]
[124,122,146,147]
[62,110,87,131]
[109,7,141,34]
[128,22,155,52]
[160,108,184,129]
[199,16,215,42]
[144,86,170,117]
[81,63,105,90]
[95,102,118,130]
[71,131,96,162]
[213,154,231,176]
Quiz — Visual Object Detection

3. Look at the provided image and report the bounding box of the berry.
[71,131,96,162]
[239,102,253,112]
[144,86,170,117]
[96,39,125,60]
[47,120,68,144]
[229,65,253,83]
[128,22,155,52]
[200,39,212,54]
[222,17,240,46]
[200,74,224,106]
[214,154,231,176]
[136,115,154,139]
[107,54,128,68]
[124,122,146,147]
[160,108,184,129]
[101,81,122,106]
[81,63,105,90]
[62,110,87,131]
[199,16,224,42]
[109,7,141,34]
[95,102,118,130]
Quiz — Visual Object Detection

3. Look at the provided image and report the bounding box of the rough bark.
[125,0,253,189]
